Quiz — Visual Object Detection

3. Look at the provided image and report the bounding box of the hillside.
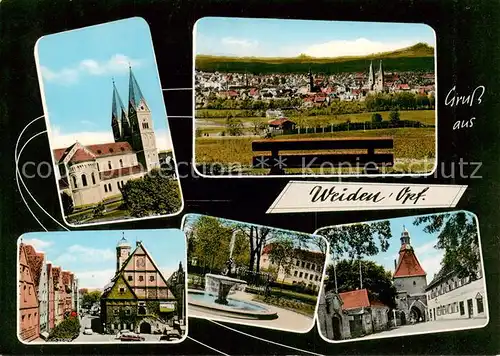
[195,43,435,74]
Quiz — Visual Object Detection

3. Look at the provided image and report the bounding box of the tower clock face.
[136,257,145,268]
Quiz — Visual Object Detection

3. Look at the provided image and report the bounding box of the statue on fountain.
[222,258,234,277]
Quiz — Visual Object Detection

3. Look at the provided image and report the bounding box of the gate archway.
[140,322,151,334]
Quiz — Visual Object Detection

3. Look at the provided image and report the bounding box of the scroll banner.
[266,181,468,214]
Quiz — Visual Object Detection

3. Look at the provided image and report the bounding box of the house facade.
[19,244,40,342]
[426,264,487,321]
[55,67,160,208]
[317,287,390,340]
[100,236,185,335]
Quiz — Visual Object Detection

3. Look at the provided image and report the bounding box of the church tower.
[308,68,314,93]
[376,60,384,92]
[393,226,428,322]
[127,67,159,172]
[116,234,131,273]
[367,61,375,90]
[111,80,129,142]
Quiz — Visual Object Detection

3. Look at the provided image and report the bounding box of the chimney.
[394,259,397,270]
[136,240,142,247]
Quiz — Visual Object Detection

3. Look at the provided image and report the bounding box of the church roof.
[393,244,426,278]
[53,142,134,163]
[339,289,370,310]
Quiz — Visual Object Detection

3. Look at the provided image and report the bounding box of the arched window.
[104,185,108,193]
[91,172,96,185]
[81,174,88,187]
[117,182,120,190]
[119,159,123,168]
[109,183,112,192]
[108,161,112,170]
[72,176,78,188]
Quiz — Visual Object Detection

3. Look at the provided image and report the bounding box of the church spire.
[128,66,148,111]
[111,79,127,141]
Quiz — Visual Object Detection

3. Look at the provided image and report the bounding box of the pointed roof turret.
[117,232,130,248]
[128,66,147,110]
[394,226,426,278]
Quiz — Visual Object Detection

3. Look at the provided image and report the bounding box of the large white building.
[54,67,159,208]
[259,244,325,291]
[425,267,487,321]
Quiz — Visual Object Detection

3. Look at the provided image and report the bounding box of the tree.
[81,290,102,309]
[225,115,244,136]
[121,169,182,218]
[317,221,392,259]
[413,212,480,280]
[61,191,74,215]
[389,109,400,124]
[189,216,234,272]
[371,113,383,123]
[325,260,397,309]
[268,236,295,287]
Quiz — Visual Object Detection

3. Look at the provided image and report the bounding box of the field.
[196,110,436,135]
[195,128,436,174]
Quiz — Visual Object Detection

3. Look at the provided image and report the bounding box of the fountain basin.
[188,290,278,320]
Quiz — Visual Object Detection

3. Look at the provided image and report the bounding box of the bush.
[371,113,383,123]
[389,110,401,123]
[48,315,80,341]
[61,192,74,215]
[92,202,105,218]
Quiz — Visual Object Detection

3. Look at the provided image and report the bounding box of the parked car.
[83,327,93,335]
[115,329,131,339]
[160,330,182,341]
[120,332,145,342]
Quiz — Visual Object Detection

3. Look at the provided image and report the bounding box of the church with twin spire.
[54,67,160,209]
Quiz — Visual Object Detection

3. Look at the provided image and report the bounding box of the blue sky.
[20,229,186,289]
[195,17,436,57]
[319,214,462,284]
[36,17,172,151]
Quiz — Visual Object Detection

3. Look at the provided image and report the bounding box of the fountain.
[188,231,278,320]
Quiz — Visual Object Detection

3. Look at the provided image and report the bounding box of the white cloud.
[420,251,444,282]
[75,268,115,290]
[42,54,143,85]
[300,38,416,58]
[50,126,115,149]
[221,37,259,48]
[53,245,114,265]
[22,238,53,252]
[415,241,436,255]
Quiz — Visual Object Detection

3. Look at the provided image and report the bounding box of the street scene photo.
[17,229,187,344]
[194,18,436,176]
[35,17,182,226]
[315,211,487,342]
[183,214,328,332]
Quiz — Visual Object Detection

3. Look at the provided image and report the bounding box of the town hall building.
[100,235,186,335]
[54,67,160,208]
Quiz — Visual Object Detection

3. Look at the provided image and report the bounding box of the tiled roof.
[99,164,144,181]
[339,289,370,310]
[54,142,134,164]
[394,244,426,278]
[268,118,295,126]
[24,245,44,288]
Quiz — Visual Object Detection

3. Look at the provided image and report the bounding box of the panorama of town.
[194,58,436,175]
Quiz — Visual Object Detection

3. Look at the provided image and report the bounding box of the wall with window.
[394,275,427,296]
[96,152,138,173]
[427,277,487,321]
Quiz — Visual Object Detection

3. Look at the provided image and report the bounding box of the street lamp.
[393,309,397,327]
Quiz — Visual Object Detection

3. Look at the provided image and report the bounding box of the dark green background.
[1,0,500,354]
